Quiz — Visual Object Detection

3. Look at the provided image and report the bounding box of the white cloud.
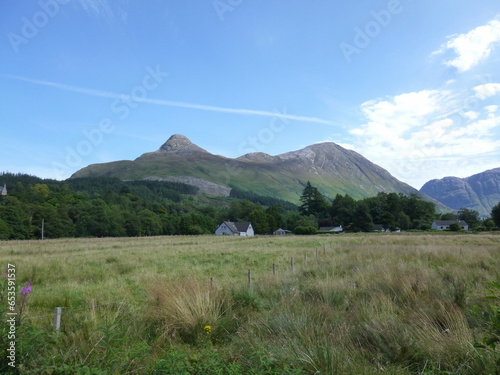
[464,111,479,120]
[435,19,500,72]
[350,89,500,188]
[485,105,499,113]
[474,83,500,99]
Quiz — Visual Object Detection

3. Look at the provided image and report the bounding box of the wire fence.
[20,240,335,330]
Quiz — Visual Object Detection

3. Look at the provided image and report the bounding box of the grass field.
[1,233,500,374]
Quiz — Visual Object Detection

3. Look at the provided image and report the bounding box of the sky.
[1,0,500,189]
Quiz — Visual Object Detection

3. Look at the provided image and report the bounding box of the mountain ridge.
[420,168,500,216]
[71,134,444,207]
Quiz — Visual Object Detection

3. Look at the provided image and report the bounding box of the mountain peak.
[159,134,208,153]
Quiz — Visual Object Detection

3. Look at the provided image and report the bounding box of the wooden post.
[248,269,251,286]
[316,247,318,259]
[273,263,276,277]
[291,257,294,272]
[41,218,44,240]
[323,244,326,255]
[304,253,307,267]
[53,307,62,331]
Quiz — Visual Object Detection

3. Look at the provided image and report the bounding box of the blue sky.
[1,0,500,189]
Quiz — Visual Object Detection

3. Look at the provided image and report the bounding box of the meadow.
[1,233,499,374]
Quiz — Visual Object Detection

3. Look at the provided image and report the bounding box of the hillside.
[420,168,500,217]
[72,134,426,203]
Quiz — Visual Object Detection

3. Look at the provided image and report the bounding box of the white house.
[431,220,468,231]
[215,221,254,236]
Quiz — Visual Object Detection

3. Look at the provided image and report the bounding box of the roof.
[221,221,251,233]
[319,226,342,231]
[433,220,468,226]
[234,222,251,232]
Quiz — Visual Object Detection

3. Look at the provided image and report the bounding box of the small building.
[0,183,6,196]
[431,220,469,231]
[274,228,292,235]
[373,224,401,232]
[319,226,343,233]
[215,221,254,236]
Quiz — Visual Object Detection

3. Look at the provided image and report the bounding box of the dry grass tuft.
[148,277,228,341]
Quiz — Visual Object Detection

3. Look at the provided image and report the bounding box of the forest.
[0,172,483,240]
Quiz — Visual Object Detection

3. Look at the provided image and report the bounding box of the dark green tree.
[458,208,480,229]
[352,202,373,232]
[249,209,269,234]
[0,218,9,240]
[491,202,500,227]
[330,194,356,226]
[299,181,328,217]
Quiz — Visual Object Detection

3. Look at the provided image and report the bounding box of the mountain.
[420,168,500,216]
[71,134,435,204]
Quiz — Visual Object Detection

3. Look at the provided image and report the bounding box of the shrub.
[294,226,317,235]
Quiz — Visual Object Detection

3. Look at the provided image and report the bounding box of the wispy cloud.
[77,0,113,17]
[433,18,500,72]
[76,0,128,23]
[3,74,336,126]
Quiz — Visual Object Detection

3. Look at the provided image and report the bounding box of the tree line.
[0,174,301,239]
[298,181,498,233]
[0,174,497,240]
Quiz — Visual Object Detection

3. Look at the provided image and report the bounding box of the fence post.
[304,253,307,267]
[323,244,326,255]
[316,247,318,259]
[53,307,62,331]
[273,263,276,277]
[248,269,252,286]
[291,257,294,272]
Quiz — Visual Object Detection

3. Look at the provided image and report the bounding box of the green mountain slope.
[71,134,432,204]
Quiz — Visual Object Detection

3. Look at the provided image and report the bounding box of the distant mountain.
[71,134,441,205]
[420,168,500,216]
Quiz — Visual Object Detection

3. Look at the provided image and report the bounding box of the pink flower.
[20,278,32,295]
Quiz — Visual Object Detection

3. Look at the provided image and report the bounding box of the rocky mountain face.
[71,134,435,204]
[420,168,500,216]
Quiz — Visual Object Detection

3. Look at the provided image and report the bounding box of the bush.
[294,226,317,235]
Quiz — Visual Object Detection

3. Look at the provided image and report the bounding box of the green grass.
[0,233,499,374]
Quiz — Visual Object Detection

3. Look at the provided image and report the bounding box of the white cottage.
[431,220,468,231]
[215,221,254,236]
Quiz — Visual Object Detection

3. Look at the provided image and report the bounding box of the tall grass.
[0,233,499,373]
